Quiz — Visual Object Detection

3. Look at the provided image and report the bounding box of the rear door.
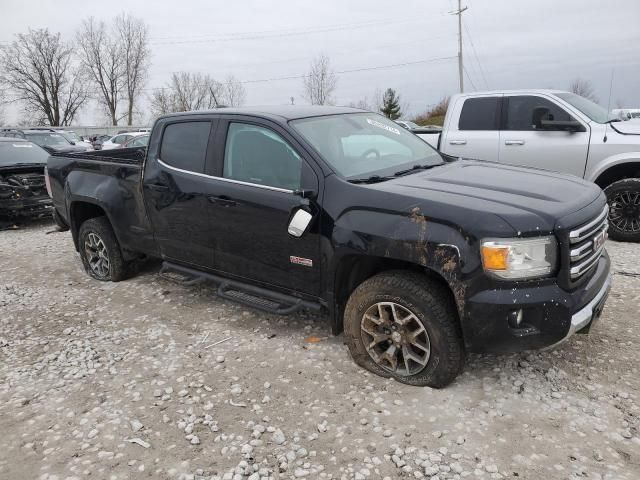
[498,95,589,177]
[441,95,501,161]
[206,117,322,296]
[142,118,219,269]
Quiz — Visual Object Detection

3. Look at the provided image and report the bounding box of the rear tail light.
[44,166,52,198]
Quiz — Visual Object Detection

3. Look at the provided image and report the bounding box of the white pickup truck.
[430,90,640,242]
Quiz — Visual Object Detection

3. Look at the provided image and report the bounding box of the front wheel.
[343,271,465,388]
[605,179,640,242]
[78,217,128,281]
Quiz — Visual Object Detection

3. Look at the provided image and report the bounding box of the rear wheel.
[343,271,465,388]
[605,179,640,242]
[78,217,128,281]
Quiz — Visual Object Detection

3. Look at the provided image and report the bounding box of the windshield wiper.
[393,164,439,177]
[347,175,394,184]
[605,119,622,124]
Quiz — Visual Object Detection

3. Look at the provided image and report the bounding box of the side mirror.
[288,209,313,237]
[539,119,586,132]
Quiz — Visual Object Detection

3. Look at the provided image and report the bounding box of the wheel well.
[594,163,640,189]
[333,255,458,333]
[69,202,107,249]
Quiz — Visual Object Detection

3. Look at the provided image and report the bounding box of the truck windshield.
[0,142,49,166]
[555,92,610,124]
[291,113,443,180]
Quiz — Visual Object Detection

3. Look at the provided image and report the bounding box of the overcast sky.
[1,0,639,125]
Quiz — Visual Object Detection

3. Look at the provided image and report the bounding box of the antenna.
[603,68,615,143]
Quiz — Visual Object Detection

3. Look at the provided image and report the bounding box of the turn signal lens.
[481,237,557,279]
[481,245,509,270]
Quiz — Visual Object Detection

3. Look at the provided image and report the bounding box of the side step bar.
[160,261,323,315]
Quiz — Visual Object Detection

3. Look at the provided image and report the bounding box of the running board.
[160,261,322,315]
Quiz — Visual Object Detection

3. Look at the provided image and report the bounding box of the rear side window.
[458,97,500,130]
[161,122,211,173]
[504,96,574,131]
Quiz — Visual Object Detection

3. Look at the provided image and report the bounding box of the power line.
[151,33,457,76]
[149,18,428,46]
[463,65,477,91]
[142,55,457,92]
[149,18,413,42]
[463,20,489,89]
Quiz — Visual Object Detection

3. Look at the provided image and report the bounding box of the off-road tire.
[343,271,465,388]
[78,216,128,282]
[604,178,640,242]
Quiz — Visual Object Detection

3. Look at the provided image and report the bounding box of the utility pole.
[450,0,468,93]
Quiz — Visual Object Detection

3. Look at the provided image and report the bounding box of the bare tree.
[221,75,247,107]
[149,88,174,117]
[568,78,598,103]
[302,54,337,105]
[150,72,225,115]
[77,17,125,125]
[115,13,150,126]
[0,29,87,126]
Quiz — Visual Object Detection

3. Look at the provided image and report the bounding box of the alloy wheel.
[360,302,431,376]
[84,232,110,278]
[609,192,640,233]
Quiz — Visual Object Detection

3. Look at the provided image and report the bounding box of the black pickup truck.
[47,106,612,387]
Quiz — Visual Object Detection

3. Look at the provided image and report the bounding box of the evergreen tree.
[380,88,401,120]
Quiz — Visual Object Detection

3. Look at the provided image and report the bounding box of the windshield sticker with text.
[366,118,401,135]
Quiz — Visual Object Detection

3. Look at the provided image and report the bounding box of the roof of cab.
[158,105,368,122]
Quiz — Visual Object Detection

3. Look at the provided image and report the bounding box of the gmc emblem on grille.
[593,230,606,250]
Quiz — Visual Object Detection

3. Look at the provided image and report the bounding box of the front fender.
[586,152,640,183]
[329,206,479,315]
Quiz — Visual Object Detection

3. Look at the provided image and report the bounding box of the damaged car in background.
[0,138,52,224]
[47,106,611,388]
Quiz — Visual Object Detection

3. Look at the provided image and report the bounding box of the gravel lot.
[1,220,639,480]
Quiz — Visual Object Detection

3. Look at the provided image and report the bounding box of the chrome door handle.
[449,140,467,145]
[504,140,525,145]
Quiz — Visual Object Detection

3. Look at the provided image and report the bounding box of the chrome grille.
[568,206,608,280]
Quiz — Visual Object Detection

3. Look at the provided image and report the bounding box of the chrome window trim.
[156,158,294,194]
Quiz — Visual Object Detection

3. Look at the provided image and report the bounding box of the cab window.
[160,122,211,173]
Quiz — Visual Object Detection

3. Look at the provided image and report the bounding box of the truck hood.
[373,160,603,234]
[611,121,640,136]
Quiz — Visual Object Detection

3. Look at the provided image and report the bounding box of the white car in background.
[100,132,148,150]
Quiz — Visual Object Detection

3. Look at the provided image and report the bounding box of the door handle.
[207,195,237,207]
[449,140,467,145]
[504,140,525,145]
[147,183,169,192]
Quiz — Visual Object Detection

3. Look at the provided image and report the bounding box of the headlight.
[481,236,557,279]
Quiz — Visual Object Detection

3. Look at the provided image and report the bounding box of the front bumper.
[0,196,53,218]
[463,250,611,353]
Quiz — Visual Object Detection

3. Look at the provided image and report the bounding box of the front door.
[208,119,322,296]
[498,95,590,177]
[142,119,219,269]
